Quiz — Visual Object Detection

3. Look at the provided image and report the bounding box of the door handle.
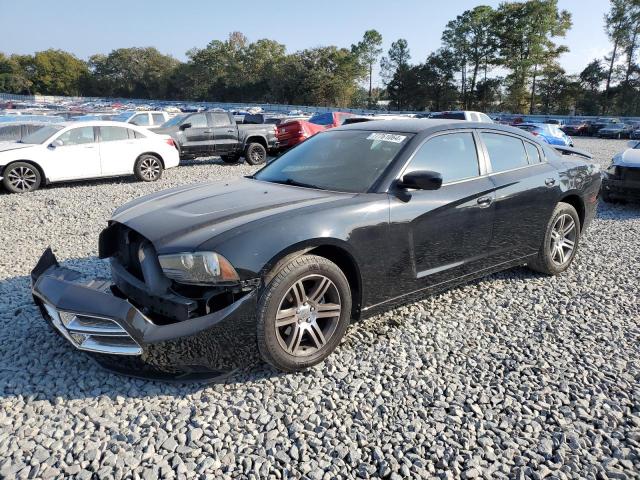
[84,146,95,149]
[477,196,493,207]
[226,129,235,133]
[545,178,556,187]
[203,130,212,133]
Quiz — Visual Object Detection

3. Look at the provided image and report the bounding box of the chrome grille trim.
[43,303,142,356]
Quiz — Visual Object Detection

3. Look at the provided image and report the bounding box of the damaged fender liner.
[31,248,261,379]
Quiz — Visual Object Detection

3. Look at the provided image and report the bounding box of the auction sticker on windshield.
[366,133,407,143]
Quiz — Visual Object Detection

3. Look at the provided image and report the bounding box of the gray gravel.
[0,141,639,479]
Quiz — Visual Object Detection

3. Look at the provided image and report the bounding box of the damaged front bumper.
[31,249,260,380]
[602,176,640,201]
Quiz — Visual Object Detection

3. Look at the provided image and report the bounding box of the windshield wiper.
[270,178,326,190]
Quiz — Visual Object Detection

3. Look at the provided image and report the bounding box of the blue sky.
[3,0,611,86]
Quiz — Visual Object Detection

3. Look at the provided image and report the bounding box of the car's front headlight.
[158,252,239,285]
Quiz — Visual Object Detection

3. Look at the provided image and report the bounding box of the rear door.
[479,131,559,262]
[181,113,213,156]
[388,130,497,295]
[98,125,141,175]
[211,113,237,154]
[46,126,102,181]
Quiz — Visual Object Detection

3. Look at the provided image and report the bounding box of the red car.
[277,112,354,150]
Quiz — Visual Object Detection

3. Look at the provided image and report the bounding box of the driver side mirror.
[179,123,192,131]
[397,170,443,190]
[49,139,63,149]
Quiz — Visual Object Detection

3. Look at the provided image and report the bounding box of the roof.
[336,118,526,136]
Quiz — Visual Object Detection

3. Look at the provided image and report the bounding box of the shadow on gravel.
[0,256,284,402]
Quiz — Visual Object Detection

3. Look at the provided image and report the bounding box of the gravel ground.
[0,139,638,480]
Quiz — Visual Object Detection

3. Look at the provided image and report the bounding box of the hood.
[0,141,35,153]
[614,148,640,167]
[111,177,353,252]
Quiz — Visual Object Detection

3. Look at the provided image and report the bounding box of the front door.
[388,131,497,297]
[181,113,213,157]
[46,126,102,181]
[211,113,237,154]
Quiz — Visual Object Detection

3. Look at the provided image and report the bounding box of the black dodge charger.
[31,120,601,379]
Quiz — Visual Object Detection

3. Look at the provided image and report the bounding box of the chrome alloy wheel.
[549,213,576,265]
[275,274,342,357]
[140,157,161,180]
[7,166,37,192]
[250,148,265,164]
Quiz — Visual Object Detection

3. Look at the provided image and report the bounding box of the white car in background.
[0,121,179,193]
[110,110,171,128]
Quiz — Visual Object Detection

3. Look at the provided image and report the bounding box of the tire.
[257,254,352,372]
[2,162,42,193]
[601,190,613,203]
[221,154,240,164]
[134,154,163,182]
[244,142,267,165]
[527,202,581,275]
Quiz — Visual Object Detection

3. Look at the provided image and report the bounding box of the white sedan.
[0,121,179,193]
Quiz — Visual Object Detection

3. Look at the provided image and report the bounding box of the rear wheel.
[2,162,42,193]
[244,142,267,165]
[134,155,163,182]
[528,202,581,275]
[257,255,352,372]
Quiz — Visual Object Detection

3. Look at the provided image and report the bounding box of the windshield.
[160,115,187,128]
[308,112,335,126]
[605,123,621,129]
[254,130,412,193]
[20,125,64,144]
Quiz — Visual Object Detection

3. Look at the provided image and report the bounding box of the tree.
[351,30,383,107]
[578,60,607,114]
[380,39,411,85]
[603,0,631,113]
[89,47,179,98]
[493,0,571,113]
[442,5,498,109]
[0,53,32,94]
[19,49,88,96]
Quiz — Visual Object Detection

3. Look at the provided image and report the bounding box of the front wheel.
[134,155,163,182]
[244,143,267,165]
[527,202,581,275]
[257,255,352,372]
[2,162,42,193]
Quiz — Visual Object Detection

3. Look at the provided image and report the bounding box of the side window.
[213,113,231,127]
[0,125,20,140]
[24,124,44,135]
[128,129,146,139]
[100,126,129,142]
[482,133,529,173]
[470,113,480,122]
[405,132,480,184]
[524,142,541,164]
[187,114,208,128]
[151,113,165,125]
[57,127,95,146]
[130,114,150,126]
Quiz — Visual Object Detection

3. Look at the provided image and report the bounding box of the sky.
[2,0,611,87]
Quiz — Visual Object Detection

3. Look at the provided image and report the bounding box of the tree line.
[1,0,639,116]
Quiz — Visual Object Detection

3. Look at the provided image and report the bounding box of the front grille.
[42,303,142,356]
[620,167,640,182]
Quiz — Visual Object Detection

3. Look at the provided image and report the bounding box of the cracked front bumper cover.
[31,249,260,380]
